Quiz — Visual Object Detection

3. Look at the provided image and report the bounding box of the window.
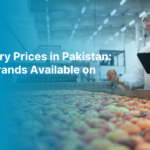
[99,50,125,66]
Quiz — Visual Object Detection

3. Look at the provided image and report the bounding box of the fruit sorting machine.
[3,61,150,150]
[4,81,150,99]
[4,81,150,150]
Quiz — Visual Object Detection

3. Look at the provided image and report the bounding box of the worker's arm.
[107,75,131,91]
[108,48,147,90]
[119,57,144,90]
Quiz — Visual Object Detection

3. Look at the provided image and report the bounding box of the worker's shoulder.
[140,42,150,52]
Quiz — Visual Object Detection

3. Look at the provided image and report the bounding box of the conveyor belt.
[6,89,150,150]
[83,89,150,99]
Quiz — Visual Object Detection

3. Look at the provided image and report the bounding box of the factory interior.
[1,0,150,84]
[1,0,150,150]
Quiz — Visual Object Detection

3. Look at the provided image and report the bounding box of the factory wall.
[125,45,139,73]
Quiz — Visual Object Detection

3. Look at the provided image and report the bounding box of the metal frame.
[99,50,125,67]
[2,82,112,91]
[2,82,150,99]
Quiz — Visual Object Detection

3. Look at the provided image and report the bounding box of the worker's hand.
[107,75,125,86]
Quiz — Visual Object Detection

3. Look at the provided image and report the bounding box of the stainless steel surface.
[3,82,150,99]
[3,82,112,91]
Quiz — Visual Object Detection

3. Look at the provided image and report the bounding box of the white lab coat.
[120,43,150,90]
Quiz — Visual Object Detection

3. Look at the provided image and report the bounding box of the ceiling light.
[105,41,108,44]
[47,23,50,29]
[111,9,117,16]
[120,0,126,5]
[74,23,78,29]
[89,36,93,40]
[46,15,49,22]
[93,31,98,36]
[98,25,103,30]
[84,40,89,45]
[139,12,146,18]
[121,27,126,32]
[72,30,76,35]
[87,40,90,43]
[114,32,119,37]
[81,6,86,14]
[70,35,73,40]
[129,20,135,25]
[48,35,50,39]
[103,18,109,24]
[109,37,114,41]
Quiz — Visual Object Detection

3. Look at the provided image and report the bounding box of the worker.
[107,12,150,90]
